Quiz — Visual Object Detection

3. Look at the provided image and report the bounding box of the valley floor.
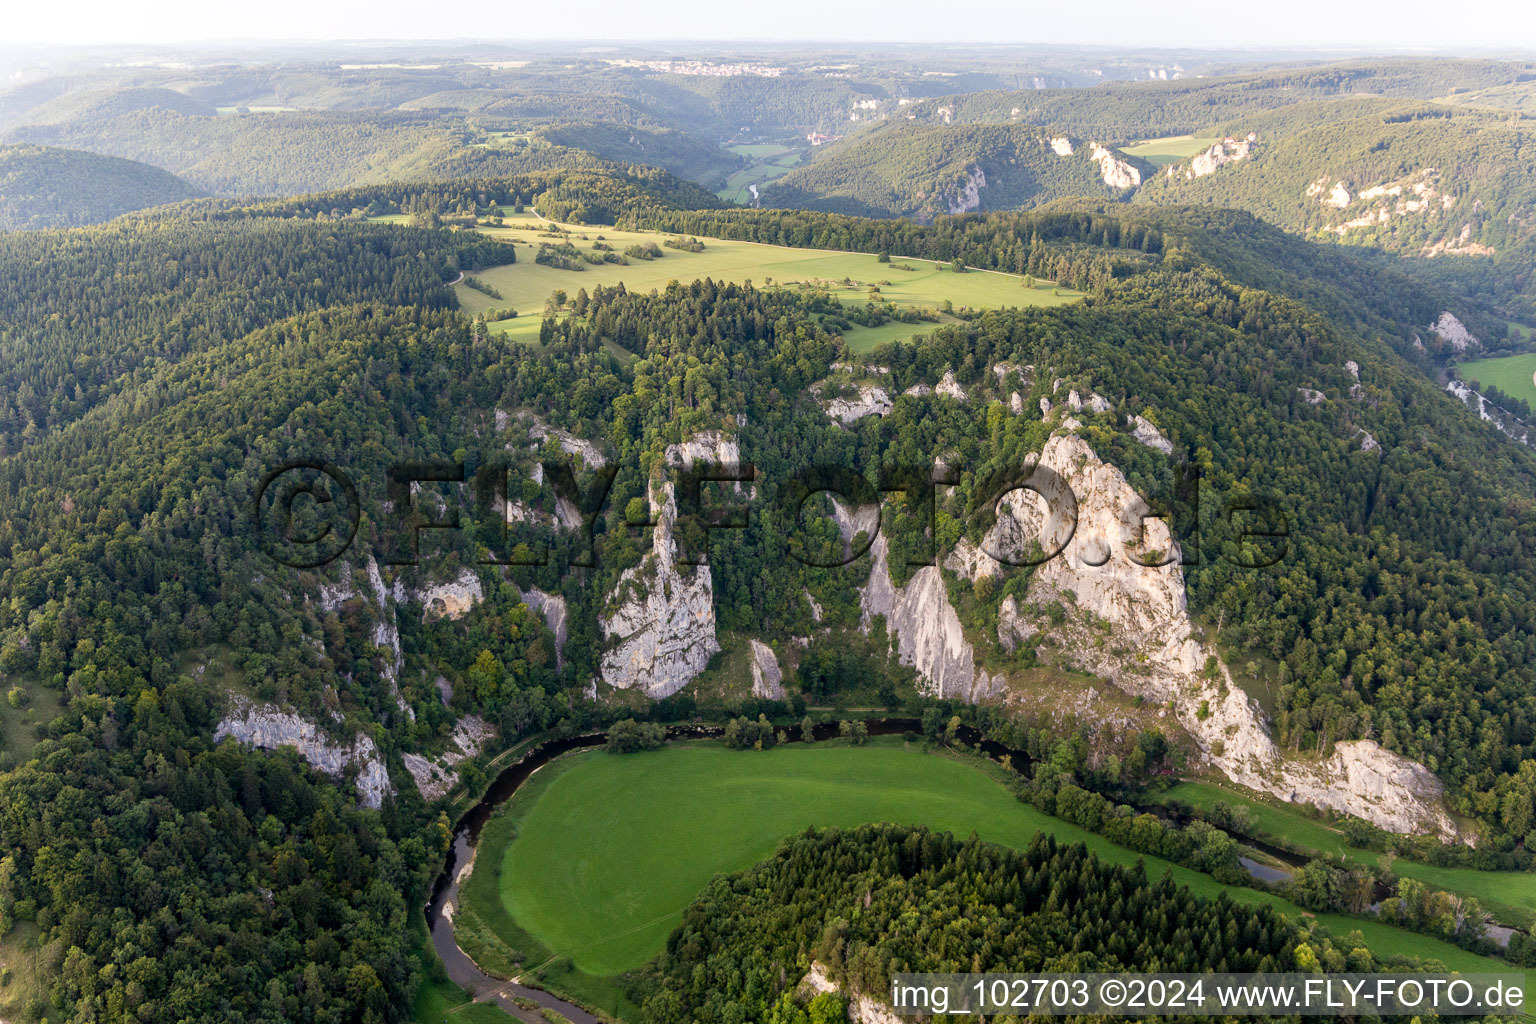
[451,738,1516,1023]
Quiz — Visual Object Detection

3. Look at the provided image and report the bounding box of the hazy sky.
[10,0,1535,50]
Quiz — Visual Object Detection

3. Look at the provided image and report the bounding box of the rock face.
[1188,136,1253,178]
[1446,380,1533,446]
[945,165,986,215]
[1011,434,1457,839]
[1128,414,1174,454]
[524,415,608,468]
[860,533,1001,702]
[418,568,483,621]
[216,699,392,808]
[599,435,723,697]
[1431,311,1479,352]
[1298,387,1326,405]
[401,714,495,801]
[1050,136,1074,156]
[821,384,893,426]
[798,962,901,1024]
[749,639,784,698]
[997,594,1034,653]
[517,585,569,668]
[936,369,967,400]
[317,557,412,720]
[1090,143,1142,188]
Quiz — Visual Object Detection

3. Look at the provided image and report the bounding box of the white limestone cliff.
[860,532,1002,702]
[749,639,784,698]
[1050,137,1074,156]
[820,384,893,426]
[216,698,392,808]
[1006,434,1457,839]
[1431,312,1478,352]
[1091,144,1142,189]
[936,369,968,400]
[945,166,986,215]
[418,568,483,621]
[1188,136,1253,178]
[517,585,569,669]
[598,436,723,697]
[401,715,495,800]
[1128,414,1174,454]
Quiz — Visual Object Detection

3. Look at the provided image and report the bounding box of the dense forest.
[0,144,203,229]
[761,123,1149,219]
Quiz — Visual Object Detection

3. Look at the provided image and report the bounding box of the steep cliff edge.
[994,434,1457,839]
[215,698,393,808]
[597,434,727,696]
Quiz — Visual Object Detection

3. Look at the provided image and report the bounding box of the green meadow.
[457,739,1510,1018]
[453,211,1078,346]
[1456,351,1536,407]
[1119,134,1219,166]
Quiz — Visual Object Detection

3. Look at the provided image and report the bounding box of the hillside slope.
[0,144,203,229]
[761,123,1152,219]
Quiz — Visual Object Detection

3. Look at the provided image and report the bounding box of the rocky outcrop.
[1446,380,1533,446]
[944,166,986,215]
[216,698,392,808]
[524,415,608,468]
[798,962,900,1024]
[820,384,893,426]
[401,715,495,801]
[1188,136,1253,178]
[936,369,967,400]
[517,586,569,668]
[1128,414,1174,454]
[1345,361,1365,400]
[599,437,722,697]
[1356,428,1380,453]
[861,533,1001,702]
[749,639,784,698]
[1067,389,1111,413]
[418,568,483,621]
[1090,144,1141,189]
[997,594,1034,653]
[1309,179,1352,209]
[1011,433,1457,839]
[1050,137,1074,156]
[1431,312,1479,352]
[1298,387,1326,405]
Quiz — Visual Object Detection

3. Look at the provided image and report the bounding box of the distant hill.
[899,58,1536,139]
[1132,104,1536,316]
[760,122,1153,220]
[0,144,203,229]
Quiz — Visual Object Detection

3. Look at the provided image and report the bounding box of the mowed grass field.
[1119,134,1219,166]
[1456,352,1536,407]
[468,741,1510,987]
[719,143,804,204]
[1160,781,1536,929]
[451,211,1079,345]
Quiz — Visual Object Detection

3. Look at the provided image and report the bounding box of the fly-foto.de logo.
[252,455,1288,573]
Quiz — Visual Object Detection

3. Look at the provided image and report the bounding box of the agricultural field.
[718,143,804,204]
[1456,351,1536,407]
[453,210,1078,344]
[461,739,1508,1005]
[1119,134,1219,166]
